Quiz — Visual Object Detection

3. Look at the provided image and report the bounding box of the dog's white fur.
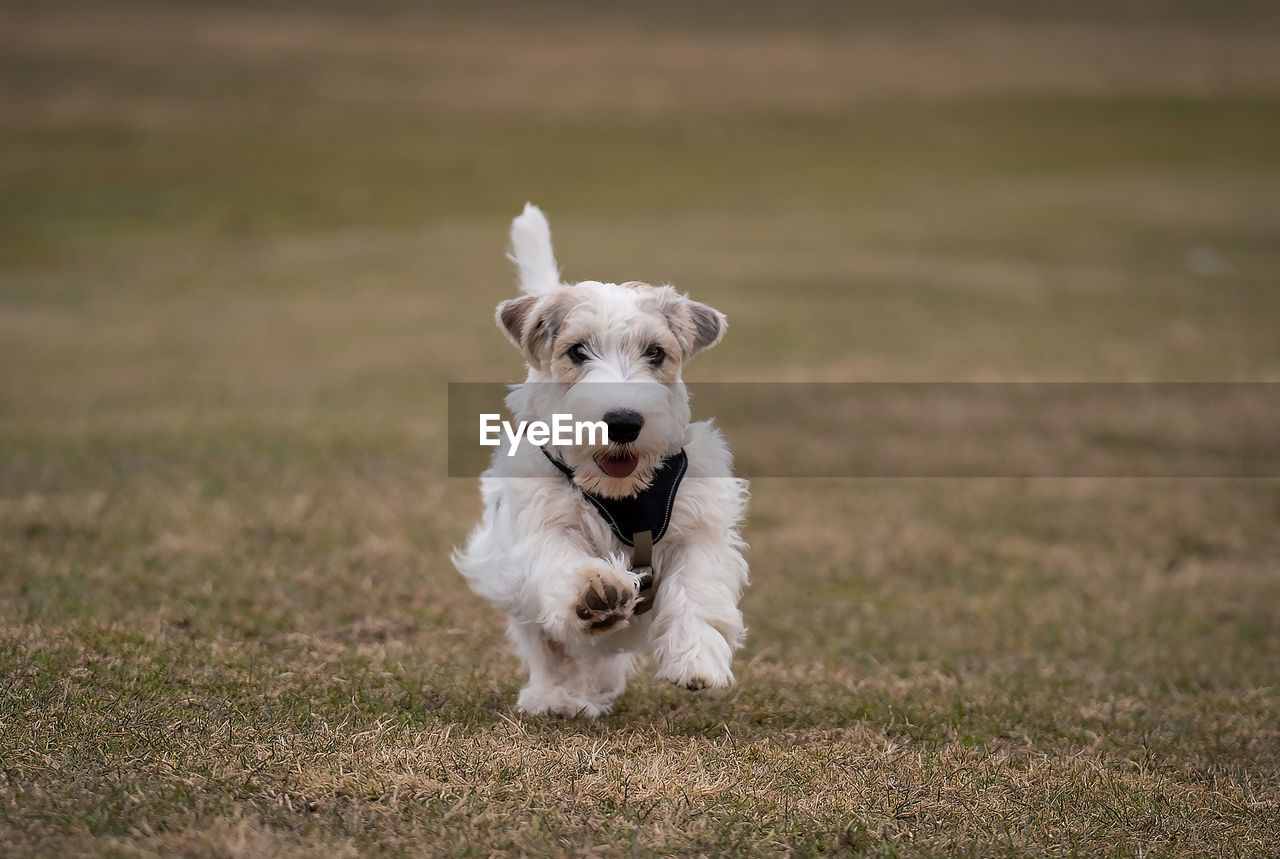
[452,204,750,717]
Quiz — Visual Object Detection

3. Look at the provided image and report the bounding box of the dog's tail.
[508,203,561,295]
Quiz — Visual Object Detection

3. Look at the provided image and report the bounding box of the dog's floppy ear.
[657,290,727,359]
[685,299,727,355]
[496,294,567,371]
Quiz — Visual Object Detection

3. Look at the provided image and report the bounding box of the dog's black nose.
[602,409,644,444]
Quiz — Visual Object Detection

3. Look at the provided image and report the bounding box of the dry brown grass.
[2,1,1279,855]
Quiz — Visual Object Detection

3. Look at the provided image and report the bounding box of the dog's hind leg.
[586,649,637,703]
[507,618,628,717]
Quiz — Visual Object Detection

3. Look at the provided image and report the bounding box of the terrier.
[453,204,749,717]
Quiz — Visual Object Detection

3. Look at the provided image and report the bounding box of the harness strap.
[538,447,686,546]
[540,448,683,616]
[632,528,653,567]
[632,529,655,615]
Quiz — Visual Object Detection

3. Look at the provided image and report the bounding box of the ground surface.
[2,1,1279,855]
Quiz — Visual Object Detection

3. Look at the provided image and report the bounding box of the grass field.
[3,1,1279,855]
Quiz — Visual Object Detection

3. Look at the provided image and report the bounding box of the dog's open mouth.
[597,452,640,479]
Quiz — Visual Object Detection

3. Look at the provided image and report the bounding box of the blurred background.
[5,0,1279,417]
[3,1,1280,853]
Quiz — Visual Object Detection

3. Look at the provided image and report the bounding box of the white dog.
[453,204,750,717]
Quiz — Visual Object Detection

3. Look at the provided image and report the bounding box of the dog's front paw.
[664,664,734,692]
[653,626,736,692]
[574,561,636,634]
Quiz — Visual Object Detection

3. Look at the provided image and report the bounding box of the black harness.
[540,447,688,614]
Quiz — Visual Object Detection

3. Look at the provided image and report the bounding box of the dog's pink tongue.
[599,455,639,478]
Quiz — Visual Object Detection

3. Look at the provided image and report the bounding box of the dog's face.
[498,280,725,498]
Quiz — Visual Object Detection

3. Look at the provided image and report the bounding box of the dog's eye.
[567,343,590,365]
[644,345,666,366]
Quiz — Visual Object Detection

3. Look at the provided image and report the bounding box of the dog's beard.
[508,379,690,498]
[565,446,663,499]
[596,448,641,480]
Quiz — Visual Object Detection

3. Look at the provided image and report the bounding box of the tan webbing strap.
[632,529,655,615]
